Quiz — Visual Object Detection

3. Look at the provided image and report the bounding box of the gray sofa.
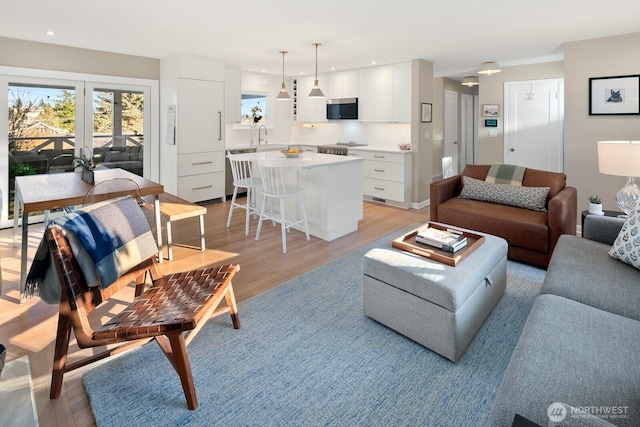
[491,215,640,426]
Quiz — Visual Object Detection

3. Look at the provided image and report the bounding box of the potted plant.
[74,155,96,184]
[588,195,603,215]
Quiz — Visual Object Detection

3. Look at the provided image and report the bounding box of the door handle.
[509,148,515,152]
[453,141,458,144]
[218,111,222,141]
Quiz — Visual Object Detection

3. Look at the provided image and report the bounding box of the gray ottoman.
[362,229,508,362]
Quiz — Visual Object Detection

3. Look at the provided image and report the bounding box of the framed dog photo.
[482,104,500,117]
[589,75,640,115]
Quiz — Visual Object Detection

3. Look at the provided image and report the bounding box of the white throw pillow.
[609,201,640,269]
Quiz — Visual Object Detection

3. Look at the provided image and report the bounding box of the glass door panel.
[87,83,149,178]
[6,82,82,219]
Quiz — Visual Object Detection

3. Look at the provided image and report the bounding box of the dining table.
[11,168,164,304]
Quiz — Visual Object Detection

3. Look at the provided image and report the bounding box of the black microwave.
[326,97,358,120]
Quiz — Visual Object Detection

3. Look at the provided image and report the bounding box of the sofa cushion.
[436,197,549,253]
[461,164,567,200]
[459,176,549,212]
[609,202,640,270]
[485,163,526,185]
[542,235,640,321]
[490,293,640,427]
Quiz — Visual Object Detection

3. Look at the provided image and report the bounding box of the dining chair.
[82,177,142,207]
[43,197,240,410]
[226,152,262,235]
[255,161,309,254]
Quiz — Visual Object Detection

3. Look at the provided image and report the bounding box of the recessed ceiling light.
[45,31,56,36]
[261,69,266,73]
[331,67,335,71]
[371,61,376,65]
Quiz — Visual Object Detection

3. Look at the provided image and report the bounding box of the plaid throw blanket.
[26,197,158,304]
[485,163,526,186]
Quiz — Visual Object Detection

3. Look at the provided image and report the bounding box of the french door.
[1,70,155,228]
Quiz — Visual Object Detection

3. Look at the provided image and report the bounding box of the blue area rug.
[83,225,546,426]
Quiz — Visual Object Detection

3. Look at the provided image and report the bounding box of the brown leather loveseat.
[430,164,577,268]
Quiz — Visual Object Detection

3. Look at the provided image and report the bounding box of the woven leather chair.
[46,226,240,410]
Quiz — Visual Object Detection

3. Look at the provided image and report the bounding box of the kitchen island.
[233,150,363,241]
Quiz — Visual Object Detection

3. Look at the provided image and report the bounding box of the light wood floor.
[0,198,429,427]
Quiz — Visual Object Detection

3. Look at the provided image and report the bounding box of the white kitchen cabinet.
[357,63,410,122]
[392,62,411,122]
[225,65,241,123]
[177,79,224,154]
[296,75,327,122]
[325,70,358,99]
[358,66,393,122]
[348,148,412,208]
[160,55,227,202]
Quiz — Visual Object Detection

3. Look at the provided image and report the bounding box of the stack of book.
[416,227,468,253]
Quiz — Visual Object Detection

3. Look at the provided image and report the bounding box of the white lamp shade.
[597,141,640,177]
[477,61,501,76]
[461,76,479,87]
[276,83,291,100]
[308,80,325,98]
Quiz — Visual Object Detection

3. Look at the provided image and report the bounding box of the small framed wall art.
[421,103,432,123]
[482,104,499,117]
[589,75,640,115]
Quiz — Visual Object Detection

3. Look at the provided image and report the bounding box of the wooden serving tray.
[391,223,485,267]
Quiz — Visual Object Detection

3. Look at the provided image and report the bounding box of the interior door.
[443,90,459,177]
[461,93,475,166]
[504,79,564,172]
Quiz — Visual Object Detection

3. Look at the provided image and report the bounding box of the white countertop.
[233,150,363,169]
[346,146,412,154]
[225,143,411,154]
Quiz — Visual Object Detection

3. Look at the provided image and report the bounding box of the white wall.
[290,121,410,148]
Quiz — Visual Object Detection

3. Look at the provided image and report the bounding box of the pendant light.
[461,76,479,87]
[477,61,501,76]
[308,42,325,98]
[276,50,291,100]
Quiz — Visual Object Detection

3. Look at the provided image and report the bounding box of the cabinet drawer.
[178,172,224,202]
[178,152,225,177]
[363,177,406,202]
[363,160,405,182]
[349,150,406,163]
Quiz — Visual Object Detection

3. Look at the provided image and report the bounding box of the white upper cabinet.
[341,70,359,98]
[224,66,241,123]
[357,63,411,122]
[392,62,411,122]
[358,66,393,122]
[325,70,358,99]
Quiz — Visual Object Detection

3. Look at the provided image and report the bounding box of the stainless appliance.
[326,98,358,120]
[317,142,367,156]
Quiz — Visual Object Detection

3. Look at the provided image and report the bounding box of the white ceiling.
[1,0,639,80]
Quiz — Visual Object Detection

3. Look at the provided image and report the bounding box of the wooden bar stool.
[143,192,207,260]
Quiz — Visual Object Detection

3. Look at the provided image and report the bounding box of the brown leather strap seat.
[46,226,240,410]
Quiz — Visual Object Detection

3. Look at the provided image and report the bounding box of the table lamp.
[597,140,640,218]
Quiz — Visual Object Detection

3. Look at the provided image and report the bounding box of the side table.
[581,209,623,231]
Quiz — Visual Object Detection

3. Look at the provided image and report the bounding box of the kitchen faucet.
[258,124,268,144]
